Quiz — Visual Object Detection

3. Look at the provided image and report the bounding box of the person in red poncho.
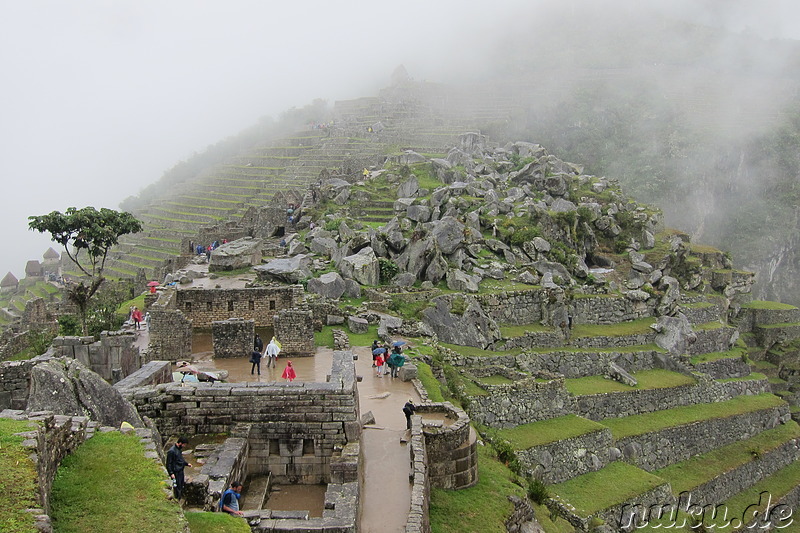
[282,361,296,382]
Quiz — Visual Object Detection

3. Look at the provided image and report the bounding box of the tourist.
[254,333,263,353]
[375,352,385,378]
[282,360,296,382]
[219,481,244,516]
[144,312,151,331]
[265,337,280,368]
[166,436,192,500]
[403,399,416,429]
[371,340,381,367]
[389,346,404,379]
[131,306,143,330]
[383,342,392,374]
[250,349,262,375]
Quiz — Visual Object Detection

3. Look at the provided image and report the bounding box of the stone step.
[678,300,724,325]
[609,394,791,471]
[754,322,800,348]
[654,421,800,510]
[689,346,751,379]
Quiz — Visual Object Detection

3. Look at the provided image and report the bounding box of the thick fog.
[1,0,798,279]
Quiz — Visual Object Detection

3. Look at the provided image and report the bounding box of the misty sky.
[1,0,799,279]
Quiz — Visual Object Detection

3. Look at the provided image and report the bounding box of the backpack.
[219,489,234,512]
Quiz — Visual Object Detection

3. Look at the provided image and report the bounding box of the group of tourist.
[371,340,406,378]
[250,334,294,380]
[191,239,228,260]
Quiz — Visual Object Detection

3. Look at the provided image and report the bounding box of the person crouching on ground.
[219,481,244,516]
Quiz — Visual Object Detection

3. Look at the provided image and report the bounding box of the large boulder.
[431,216,467,255]
[255,254,313,283]
[652,313,697,355]
[397,176,420,198]
[307,272,347,299]
[208,237,262,272]
[28,357,144,427]
[310,236,338,258]
[446,269,480,293]
[422,295,500,348]
[339,247,380,286]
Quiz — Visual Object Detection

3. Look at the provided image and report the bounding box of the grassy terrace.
[499,323,553,337]
[496,415,607,448]
[440,342,522,357]
[564,369,696,396]
[601,393,786,439]
[51,431,185,533]
[528,343,665,355]
[551,462,665,517]
[571,317,656,338]
[741,300,798,311]
[1,418,39,533]
[690,346,747,364]
[655,421,800,494]
[430,444,526,533]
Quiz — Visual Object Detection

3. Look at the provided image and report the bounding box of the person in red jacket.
[131,307,143,330]
[282,361,296,382]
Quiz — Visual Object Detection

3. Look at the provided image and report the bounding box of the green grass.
[479,375,515,386]
[416,361,445,402]
[601,394,785,439]
[430,444,526,533]
[656,421,800,494]
[551,462,665,517]
[463,379,488,396]
[717,372,766,383]
[315,326,335,349]
[184,511,251,532]
[694,321,725,331]
[50,431,185,533]
[722,460,800,528]
[690,346,747,364]
[499,323,553,337]
[564,370,696,396]
[496,415,607,448]
[571,317,656,338]
[0,418,40,533]
[741,300,797,311]
[440,342,522,357]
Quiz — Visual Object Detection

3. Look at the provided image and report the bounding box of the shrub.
[378,258,399,284]
[450,296,467,315]
[59,315,81,336]
[527,477,550,504]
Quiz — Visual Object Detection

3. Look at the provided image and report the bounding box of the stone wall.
[685,437,800,510]
[0,359,35,410]
[693,356,750,379]
[515,348,664,379]
[466,373,772,429]
[516,427,613,484]
[0,410,92,532]
[274,309,315,356]
[212,318,254,359]
[51,331,140,383]
[570,295,656,325]
[418,402,477,490]
[617,405,790,471]
[148,291,193,362]
[478,290,545,326]
[126,350,359,485]
[0,329,31,361]
[405,414,430,533]
[114,361,173,391]
[176,286,303,328]
[467,378,573,428]
[688,326,737,355]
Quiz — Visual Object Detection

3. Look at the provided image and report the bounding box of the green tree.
[28,207,143,335]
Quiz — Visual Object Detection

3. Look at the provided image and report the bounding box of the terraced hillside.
[82,87,515,284]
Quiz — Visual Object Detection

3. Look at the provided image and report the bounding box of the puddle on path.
[267,484,327,517]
